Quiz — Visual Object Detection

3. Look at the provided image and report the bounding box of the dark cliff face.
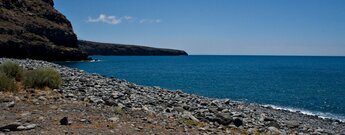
[0,0,88,61]
[78,40,188,56]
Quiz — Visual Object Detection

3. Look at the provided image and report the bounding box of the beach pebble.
[108,117,119,122]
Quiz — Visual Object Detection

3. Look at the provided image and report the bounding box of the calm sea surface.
[59,55,345,121]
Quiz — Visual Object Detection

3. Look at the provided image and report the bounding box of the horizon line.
[187,54,345,57]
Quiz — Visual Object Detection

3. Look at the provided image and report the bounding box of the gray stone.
[214,113,232,125]
[7,101,15,108]
[223,99,230,104]
[88,96,104,104]
[173,107,185,113]
[111,92,124,99]
[108,117,119,122]
[17,124,37,130]
[208,107,218,113]
[104,99,117,106]
[182,111,200,122]
[267,120,280,129]
[268,126,281,135]
[66,93,75,98]
[231,112,245,118]
[285,121,299,128]
[38,96,47,101]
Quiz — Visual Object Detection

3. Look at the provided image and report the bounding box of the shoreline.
[261,104,345,123]
[1,58,345,134]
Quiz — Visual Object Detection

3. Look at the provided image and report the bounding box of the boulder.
[60,117,71,125]
[233,118,243,127]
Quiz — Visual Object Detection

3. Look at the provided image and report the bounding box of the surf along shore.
[0,58,344,134]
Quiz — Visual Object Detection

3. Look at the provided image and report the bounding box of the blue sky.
[55,0,345,56]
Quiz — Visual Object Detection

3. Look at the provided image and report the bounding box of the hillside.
[78,40,188,56]
[0,0,88,61]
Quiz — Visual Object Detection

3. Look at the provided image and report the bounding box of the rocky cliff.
[78,40,188,56]
[0,0,88,61]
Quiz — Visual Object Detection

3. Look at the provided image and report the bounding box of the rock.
[233,118,243,127]
[247,128,258,134]
[108,117,119,122]
[104,99,117,106]
[198,127,206,131]
[182,111,200,122]
[7,101,15,108]
[214,113,232,125]
[66,93,75,98]
[285,121,299,128]
[267,120,280,129]
[60,117,71,125]
[231,112,245,118]
[0,0,88,61]
[14,96,21,102]
[38,96,47,101]
[142,106,155,114]
[20,112,31,117]
[164,108,173,113]
[88,96,104,104]
[196,109,209,113]
[16,124,37,131]
[0,122,21,131]
[0,98,12,103]
[111,92,124,99]
[2,129,10,132]
[208,107,218,113]
[173,107,185,113]
[80,119,91,124]
[268,126,281,135]
[264,117,275,121]
[223,99,230,104]
[315,128,325,133]
[38,116,45,120]
[182,105,190,111]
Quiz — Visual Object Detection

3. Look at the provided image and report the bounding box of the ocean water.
[59,55,345,121]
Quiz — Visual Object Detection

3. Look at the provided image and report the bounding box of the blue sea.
[60,55,345,121]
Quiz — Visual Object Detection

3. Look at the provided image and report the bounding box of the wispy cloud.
[139,19,161,24]
[124,16,133,20]
[87,14,161,25]
[87,14,122,25]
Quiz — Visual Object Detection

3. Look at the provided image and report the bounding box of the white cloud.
[87,14,122,25]
[87,14,161,25]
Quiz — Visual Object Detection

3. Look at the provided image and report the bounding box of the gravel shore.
[1,58,345,134]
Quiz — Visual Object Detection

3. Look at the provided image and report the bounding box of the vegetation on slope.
[0,61,61,92]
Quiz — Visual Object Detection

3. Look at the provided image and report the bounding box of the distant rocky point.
[78,40,188,56]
